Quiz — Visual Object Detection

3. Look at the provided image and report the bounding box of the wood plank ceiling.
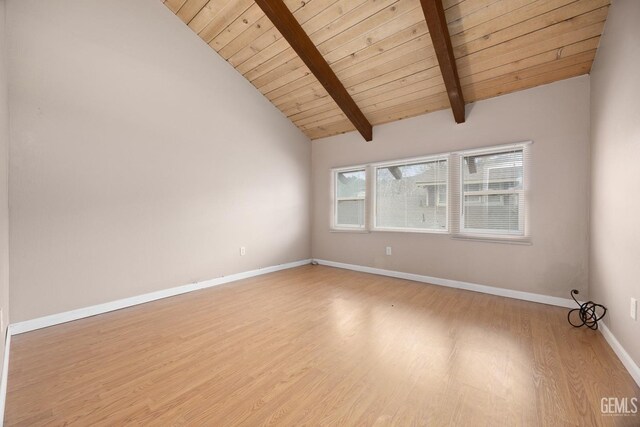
[163,0,610,140]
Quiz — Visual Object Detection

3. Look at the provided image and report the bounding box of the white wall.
[312,76,591,298]
[0,0,9,366]
[7,0,311,322]
[590,0,640,366]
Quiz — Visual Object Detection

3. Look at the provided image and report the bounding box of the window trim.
[371,154,449,234]
[331,166,368,231]
[329,141,532,244]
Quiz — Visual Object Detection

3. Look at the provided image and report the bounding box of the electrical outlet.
[631,298,637,321]
[385,246,392,256]
[240,247,246,256]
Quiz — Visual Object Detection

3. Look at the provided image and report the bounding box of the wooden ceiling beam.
[254,0,373,142]
[420,0,466,123]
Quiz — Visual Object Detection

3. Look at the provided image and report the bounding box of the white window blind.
[460,147,525,236]
[374,158,448,232]
[334,169,366,229]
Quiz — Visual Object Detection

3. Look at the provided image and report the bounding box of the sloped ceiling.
[163,0,609,140]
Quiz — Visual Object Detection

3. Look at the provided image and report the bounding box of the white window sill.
[451,234,532,245]
[328,229,531,245]
[372,227,449,235]
[330,228,370,234]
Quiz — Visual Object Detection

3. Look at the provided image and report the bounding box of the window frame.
[331,166,368,231]
[329,141,531,244]
[456,143,530,241]
[371,155,449,234]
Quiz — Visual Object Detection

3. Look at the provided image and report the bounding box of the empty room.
[0,0,638,425]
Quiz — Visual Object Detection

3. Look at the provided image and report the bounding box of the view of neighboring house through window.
[330,142,529,241]
[461,149,524,235]
[335,169,366,229]
[375,158,448,232]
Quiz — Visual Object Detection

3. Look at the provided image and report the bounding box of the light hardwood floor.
[5,265,639,426]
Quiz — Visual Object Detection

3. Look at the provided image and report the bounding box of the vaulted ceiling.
[163,0,609,140]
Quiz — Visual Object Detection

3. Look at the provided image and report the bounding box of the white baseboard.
[1,258,637,424]
[314,259,576,308]
[599,323,640,388]
[10,259,311,335]
[0,259,310,424]
[0,325,11,425]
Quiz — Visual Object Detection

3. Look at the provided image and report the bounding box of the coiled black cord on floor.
[567,289,607,330]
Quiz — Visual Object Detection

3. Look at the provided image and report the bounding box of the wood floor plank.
[6,266,637,425]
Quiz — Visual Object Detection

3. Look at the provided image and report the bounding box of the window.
[374,158,448,232]
[330,142,530,242]
[334,169,366,229]
[460,148,525,236]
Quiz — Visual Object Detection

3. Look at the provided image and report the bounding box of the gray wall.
[7,0,311,322]
[312,76,590,299]
[590,0,640,366]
